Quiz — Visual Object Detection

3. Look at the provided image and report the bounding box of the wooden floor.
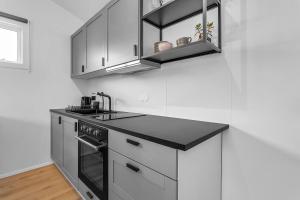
[0,164,81,200]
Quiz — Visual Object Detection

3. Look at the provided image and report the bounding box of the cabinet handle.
[82,65,85,72]
[58,116,61,125]
[86,191,94,199]
[102,57,105,67]
[126,163,140,173]
[74,122,78,132]
[126,139,140,146]
[133,44,138,56]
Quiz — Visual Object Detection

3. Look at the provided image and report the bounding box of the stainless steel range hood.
[105,59,160,74]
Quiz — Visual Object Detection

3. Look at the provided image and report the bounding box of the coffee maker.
[81,96,92,108]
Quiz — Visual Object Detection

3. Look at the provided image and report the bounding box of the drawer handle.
[74,122,78,132]
[126,163,140,173]
[126,139,140,147]
[86,191,94,199]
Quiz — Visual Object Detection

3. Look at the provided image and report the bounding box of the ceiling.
[51,0,111,21]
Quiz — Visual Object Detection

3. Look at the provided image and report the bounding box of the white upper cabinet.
[86,11,107,71]
[106,0,139,67]
[72,28,86,76]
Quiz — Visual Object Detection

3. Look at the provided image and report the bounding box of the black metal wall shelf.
[143,40,220,64]
[143,0,220,28]
[141,0,222,64]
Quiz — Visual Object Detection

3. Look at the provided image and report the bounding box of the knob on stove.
[93,130,100,137]
[87,127,92,134]
[80,125,86,131]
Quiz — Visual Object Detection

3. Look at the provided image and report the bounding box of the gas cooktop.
[91,112,145,121]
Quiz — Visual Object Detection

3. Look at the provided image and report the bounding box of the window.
[0,14,30,69]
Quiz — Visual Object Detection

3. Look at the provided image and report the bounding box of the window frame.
[0,16,30,70]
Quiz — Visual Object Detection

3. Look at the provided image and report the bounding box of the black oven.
[76,121,108,200]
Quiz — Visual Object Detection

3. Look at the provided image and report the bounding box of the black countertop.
[50,109,229,151]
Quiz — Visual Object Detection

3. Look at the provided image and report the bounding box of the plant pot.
[154,41,173,53]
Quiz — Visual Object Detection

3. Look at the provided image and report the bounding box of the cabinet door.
[72,28,86,75]
[109,150,177,200]
[51,114,63,168]
[107,0,139,67]
[63,116,78,188]
[87,11,107,71]
[109,129,177,180]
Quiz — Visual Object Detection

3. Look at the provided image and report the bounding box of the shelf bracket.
[218,0,222,49]
[202,0,208,41]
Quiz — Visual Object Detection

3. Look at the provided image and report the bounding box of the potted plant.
[194,21,214,42]
[194,23,203,41]
[206,22,214,42]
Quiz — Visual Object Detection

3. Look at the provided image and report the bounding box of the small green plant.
[194,22,214,41]
[207,22,214,38]
[194,23,203,40]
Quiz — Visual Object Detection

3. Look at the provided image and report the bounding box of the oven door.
[76,135,108,200]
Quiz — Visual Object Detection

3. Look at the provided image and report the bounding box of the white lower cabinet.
[62,116,78,188]
[108,129,177,179]
[109,150,177,200]
[51,113,63,168]
[109,129,222,200]
[51,113,222,200]
[51,114,78,189]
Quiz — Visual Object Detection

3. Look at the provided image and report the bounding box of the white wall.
[0,0,86,177]
[84,0,300,200]
[222,0,300,199]
[50,0,111,21]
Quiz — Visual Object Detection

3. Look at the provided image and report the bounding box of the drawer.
[78,180,100,200]
[109,150,177,200]
[108,129,177,179]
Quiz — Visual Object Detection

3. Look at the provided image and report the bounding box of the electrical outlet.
[139,93,149,103]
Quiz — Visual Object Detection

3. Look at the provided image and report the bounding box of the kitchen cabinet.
[50,113,63,168]
[106,0,139,67]
[71,28,86,76]
[71,0,159,78]
[50,111,224,200]
[62,116,78,188]
[86,11,107,71]
[109,150,177,200]
[109,128,222,200]
[51,114,79,188]
[109,129,177,179]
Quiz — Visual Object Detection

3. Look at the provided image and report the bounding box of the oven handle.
[75,136,107,151]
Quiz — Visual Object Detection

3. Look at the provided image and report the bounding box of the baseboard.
[0,161,54,179]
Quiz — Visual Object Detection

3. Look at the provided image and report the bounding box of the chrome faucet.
[93,92,112,113]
